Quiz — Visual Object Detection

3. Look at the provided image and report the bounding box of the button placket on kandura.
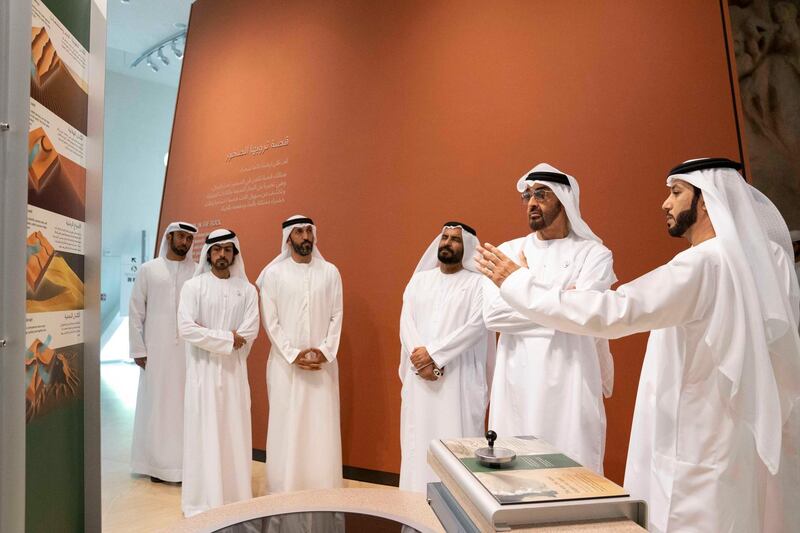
[303,267,311,346]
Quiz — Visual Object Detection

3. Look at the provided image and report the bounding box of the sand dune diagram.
[31,26,88,134]
[28,127,86,221]
[26,231,84,313]
[25,336,82,422]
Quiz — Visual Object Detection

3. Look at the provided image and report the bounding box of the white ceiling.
[106,0,195,86]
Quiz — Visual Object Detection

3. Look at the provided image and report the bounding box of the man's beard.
[207,254,234,270]
[170,242,189,257]
[528,203,562,231]
[438,245,463,265]
[667,195,699,238]
[292,240,313,256]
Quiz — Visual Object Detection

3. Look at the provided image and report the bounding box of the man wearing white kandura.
[477,157,800,533]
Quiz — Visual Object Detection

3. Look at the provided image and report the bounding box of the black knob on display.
[486,430,497,449]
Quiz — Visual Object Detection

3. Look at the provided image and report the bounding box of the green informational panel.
[26,0,90,530]
[40,0,90,50]
[25,401,85,532]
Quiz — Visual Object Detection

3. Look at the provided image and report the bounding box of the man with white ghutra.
[178,229,260,518]
[129,221,197,484]
[483,163,616,475]
[398,221,494,494]
[257,215,344,494]
[477,157,800,533]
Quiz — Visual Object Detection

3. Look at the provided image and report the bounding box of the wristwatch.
[433,365,444,378]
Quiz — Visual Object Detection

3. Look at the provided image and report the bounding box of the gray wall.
[0,1,31,531]
[86,3,106,530]
[101,70,178,332]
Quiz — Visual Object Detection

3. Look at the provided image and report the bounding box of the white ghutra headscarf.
[516,162,602,243]
[409,220,497,387]
[158,221,198,260]
[256,215,325,286]
[413,221,480,275]
[193,228,248,280]
[667,157,800,474]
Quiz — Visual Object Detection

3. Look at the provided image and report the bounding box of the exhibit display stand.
[427,437,647,532]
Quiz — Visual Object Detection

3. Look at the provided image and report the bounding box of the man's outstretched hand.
[476,243,523,287]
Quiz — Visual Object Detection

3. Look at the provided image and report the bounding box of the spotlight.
[130,29,187,72]
[157,47,170,66]
[171,39,184,60]
[146,55,159,72]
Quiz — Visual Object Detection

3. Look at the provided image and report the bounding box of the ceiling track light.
[157,47,170,66]
[171,39,184,60]
[146,55,159,72]
[131,29,187,71]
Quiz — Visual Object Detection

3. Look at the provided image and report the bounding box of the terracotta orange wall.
[159,0,742,483]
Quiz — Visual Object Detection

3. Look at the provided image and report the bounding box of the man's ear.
[698,194,708,212]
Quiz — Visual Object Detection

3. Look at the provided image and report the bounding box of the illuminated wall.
[160,0,743,483]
